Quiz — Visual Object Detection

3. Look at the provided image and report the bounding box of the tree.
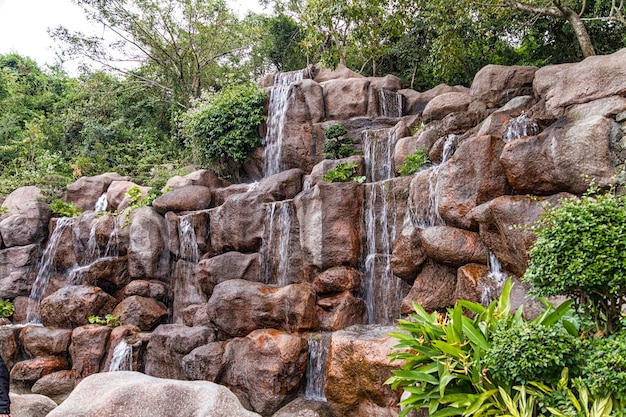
[51,0,252,108]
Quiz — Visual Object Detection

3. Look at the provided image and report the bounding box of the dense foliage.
[322,124,359,159]
[397,149,430,176]
[523,190,626,335]
[322,162,365,183]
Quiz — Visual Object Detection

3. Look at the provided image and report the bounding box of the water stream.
[304,332,331,401]
[481,252,508,305]
[260,200,296,286]
[504,112,539,142]
[172,214,205,323]
[264,70,305,177]
[108,339,133,372]
[379,89,403,118]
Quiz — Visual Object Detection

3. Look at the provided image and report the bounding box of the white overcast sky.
[0,0,265,72]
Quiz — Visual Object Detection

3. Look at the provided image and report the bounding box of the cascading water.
[481,252,508,305]
[264,70,305,177]
[504,112,539,143]
[94,193,108,212]
[108,339,133,372]
[304,332,331,401]
[379,89,403,118]
[26,217,76,324]
[259,200,295,286]
[172,214,205,323]
[361,127,406,324]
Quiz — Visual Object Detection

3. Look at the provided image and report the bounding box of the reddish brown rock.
[390,227,427,284]
[145,324,216,380]
[128,206,170,280]
[470,65,537,108]
[295,182,363,278]
[0,244,40,299]
[500,115,615,195]
[393,126,440,174]
[273,397,334,417]
[19,326,72,358]
[437,135,509,229]
[71,256,129,292]
[419,226,488,267]
[165,169,230,191]
[112,295,167,331]
[210,191,275,253]
[312,266,362,294]
[0,204,50,247]
[106,180,139,210]
[422,92,472,121]
[308,156,366,189]
[120,279,167,301]
[317,292,367,331]
[455,263,490,304]
[207,280,318,338]
[314,64,364,83]
[182,341,228,381]
[70,324,111,379]
[322,78,371,120]
[221,329,308,416]
[30,369,77,403]
[325,325,401,417]
[535,49,626,117]
[151,185,212,215]
[0,327,20,368]
[256,168,304,200]
[197,252,262,296]
[101,325,142,372]
[470,193,573,277]
[400,84,470,115]
[166,210,211,258]
[64,172,128,211]
[9,392,58,417]
[40,285,118,328]
[401,261,457,313]
[10,357,68,384]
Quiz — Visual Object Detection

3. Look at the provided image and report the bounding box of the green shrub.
[181,83,267,173]
[88,313,121,328]
[49,200,82,217]
[523,189,626,335]
[323,124,359,159]
[397,148,430,176]
[322,162,365,183]
[0,207,7,215]
[0,299,14,318]
[582,331,626,402]
[485,321,581,387]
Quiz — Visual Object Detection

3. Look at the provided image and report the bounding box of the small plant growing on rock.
[88,313,121,328]
[0,299,14,318]
[323,162,365,183]
[323,124,359,159]
[0,206,7,215]
[49,200,82,217]
[397,149,430,176]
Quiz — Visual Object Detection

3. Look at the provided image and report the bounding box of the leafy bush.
[49,200,82,217]
[323,124,359,159]
[0,299,14,318]
[582,331,626,402]
[523,190,626,335]
[485,321,581,387]
[181,83,267,172]
[88,313,121,328]
[397,148,430,176]
[322,162,365,183]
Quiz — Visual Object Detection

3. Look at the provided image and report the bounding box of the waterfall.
[94,193,108,212]
[172,214,205,323]
[108,339,133,372]
[304,332,331,402]
[264,70,305,177]
[504,112,539,142]
[379,89,403,118]
[26,217,76,324]
[481,252,508,305]
[260,200,295,286]
[360,125,406,324]
[247,181,259,192]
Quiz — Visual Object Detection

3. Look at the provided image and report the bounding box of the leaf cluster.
[0,299,15,318]
[397,149,430,176]
[323,124,359,159]
[322,162,365,183]
[88,313,121,328]
[49,200,82,218]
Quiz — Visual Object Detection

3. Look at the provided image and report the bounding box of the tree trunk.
[557,3,596,57]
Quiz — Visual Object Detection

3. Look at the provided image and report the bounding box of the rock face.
[46,371,261,417]
[1,55,625,417]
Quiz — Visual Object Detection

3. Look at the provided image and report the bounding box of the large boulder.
[151,185,212,215]
[316,292,367,331]
[534,49,626,117]
[112,295,168,331]
[69,324,112,379]
[70,256,129,292]
[30,369,77,403]
[45,371,261,417]
[197,252,262,296]
[295,183,363,279]
[128,206,170,280]
[419,226,489,267]
[256,168,304,201]
[210,191,275,253]
[40,285,118,328]
[321,78,370,120]
[470,65,537,108]
[422,92,472,121]
[402,261,458,313]
[165,169,231,191]
[500,115,615,195]
[0,186,50,247]
[311,266,362,295]
[390,227,426,284]
[182,341,229,382]
[207,280,317,338]
[10,357,68,387]
[19,326,71,358]
[9,392,57,417]
[145,324,216,380]
[220,329,309,416]
[325,325,402,417]
[64,173,128,211]
[0,244,40,299]
[106,180,140,210]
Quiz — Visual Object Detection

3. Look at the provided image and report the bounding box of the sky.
[0,0,265,73]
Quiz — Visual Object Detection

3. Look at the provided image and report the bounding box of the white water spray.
[304,332,331,401]
[108,339,133,372]
[379,89,403,118]
[260,201,295,286]
[94,193,108,212]
[504,112,539,143]
[481,252,508,305]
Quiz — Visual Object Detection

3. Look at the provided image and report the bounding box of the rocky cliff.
[0,48,625,417]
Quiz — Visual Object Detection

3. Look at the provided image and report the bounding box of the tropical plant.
[323,124,359,160]
[523,189,626,335]
[322,162,365,183]
[49,200,82,218]
[88,313,121,328]
[397,149,430,176]
[0,300,15,318]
